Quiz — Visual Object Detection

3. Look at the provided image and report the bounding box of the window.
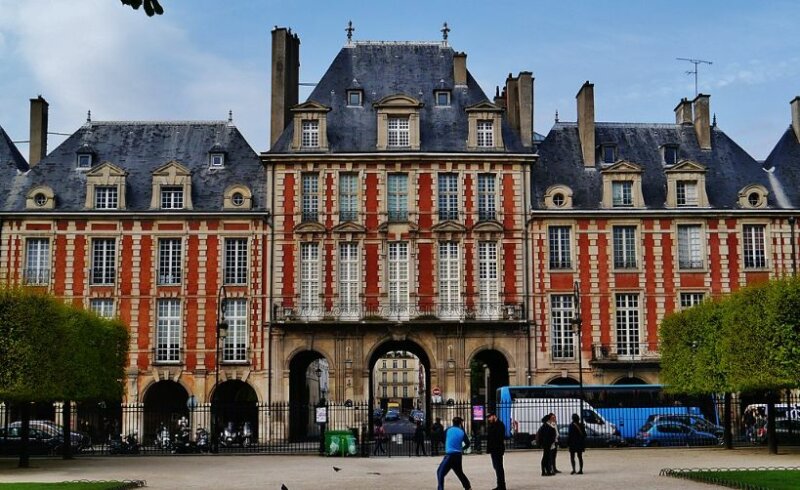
[347,91,362,106]
[392,386,397,397]
[677,225,703,269]
[478,241,499,319]
[387,174,408,222]
[387,117,410,148]
[402,372,408,383]
[155,299,181,363]
[676,181,698,206]
[553,193,566,207]
[435,91,450,106]
[224,238,248,285]
[403,386,408,397]
[94,186,118,210]
[91,238,116,285]
[223,299,247,362]
[160,186,184,209]
[403,360,407,368]
[90,298,114,319]
[477,173,496,221]
[551,295,575,359]
[338,243,360,319]
[339,173,358,222]
[157,238,182,285]
[548,226,572,269]
[743,224,767,269]
[477,120,494,148]
[231,192,245,207]
[300,243,321,319]
[615,294,640,357]
[24,238,50,285]
[382,371,387,382]
[393,360,398,369]
[663,145,679,165]
[210,153,225,167]
[438,241,461,319]
[34,193,47,207]
[77,154,92,169]
[438,173,458,221]
[748,192,761,207]
[680,292,705,309]
[612,181,633,207]
[301,120,319,148]
[388,242,410,320]
[301,173,319,222]
[602,145,617,164]
[382,360,386,369]
[382,386,387,397]
[613,226,637,269]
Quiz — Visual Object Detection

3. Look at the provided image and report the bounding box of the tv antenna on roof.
[676,57,713,97]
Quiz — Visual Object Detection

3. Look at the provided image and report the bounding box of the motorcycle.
[219,421,240,448]
[155,422,172,451]
[196,427,210,453]
[241,421,254,447]
[173,416,196,453]
[109,432,141,455]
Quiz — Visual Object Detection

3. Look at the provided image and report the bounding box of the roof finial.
[345,20,354,44]
[712,112,717,127]
[555,109,559,123]
[228,110,233,123]
[441,22,450,45]
[87,110,92,123]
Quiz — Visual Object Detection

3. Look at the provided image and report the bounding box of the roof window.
[435,91,451,107]
[347,90,363,107]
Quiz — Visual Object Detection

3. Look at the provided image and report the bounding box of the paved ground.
[1,447,799,489]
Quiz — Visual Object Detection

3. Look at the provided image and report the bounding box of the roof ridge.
[87,120,230,126]
[351,41,448,47]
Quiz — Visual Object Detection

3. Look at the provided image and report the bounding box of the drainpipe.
[521,163,532,385]
[267,161,276,406]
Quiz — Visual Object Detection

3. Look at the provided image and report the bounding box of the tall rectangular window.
[224,238,248,285]
[387,174,408,222]
[551,295,575,359]
[223,298,247,362]
[438,241,461,320]
[25,238,50,285]
[677,224,703,269]
[300,242,321,319]
[338,243,360,320]
[403,386,408,397]
[160,186,184,209]
[158,238,182,285]
[339,173,358,222]
[91,238,116,285]
[478,241,499,319]
[477,173,496,221]
[680,292,705,309]
[302,173,319,222]
[477,120,494,147]
[438,173,458,221]
[676,181,698,206]
[388,242,410,320]
[615,294,640,357]
[382,386,387,397]
[612,181,633,207]
[90,298,114,319]
[94,186,118,209]
[301,120,319,148]
[548,226,572,269]
[156,299,181,363]
[387,117,410,147]
[743,224,767,269]
[613,226,637,269]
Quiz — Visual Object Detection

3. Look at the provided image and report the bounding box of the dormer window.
[387,117,410,148]
[301,120,320,148]
[663,145,679,165]
[465,101,504,151]
[161,187,184,209]
[77,153,92,169]
[601,145,617,164]
[665,160,708,209]
[95,186,119,209]
[738,184,769,209]
[374,94,422,151]
[435,91,451,106]
[601,161,644,209]
[290,101,331,151]
[210,153,225,168]
[84,162,128,210]
[612,181,633,207]
[150,160,192,210]
[477,120,494,148]
[347,90,363,107]
[676,180,698,206]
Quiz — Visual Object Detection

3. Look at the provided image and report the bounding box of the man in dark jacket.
[413,420,427,456]
[567,413,586,474]
[486,412,506,490]
[431,418,444,456]
[536,413,557,476]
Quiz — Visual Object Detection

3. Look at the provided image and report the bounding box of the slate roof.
[532,121,791,210]
[763,127,800,209]
[270,42,527,153]
[3,121,266,212]
[0,125,29,211]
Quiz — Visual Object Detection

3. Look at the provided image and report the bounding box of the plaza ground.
[1,447,799,489]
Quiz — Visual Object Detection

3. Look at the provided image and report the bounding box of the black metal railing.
[477,209,496,222]
[591,342,660,362]
[387,210,408,222]
[301,211,319,223]
[275,302,524,322]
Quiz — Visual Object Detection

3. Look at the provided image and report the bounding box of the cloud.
[711,58,800,89]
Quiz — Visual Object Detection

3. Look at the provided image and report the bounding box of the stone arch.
[546,376,580,385]
[367,337,433,426]
[283,344,335,373]
[287,349,328,441]
[612,376,649,385]
[139,374,193,403]
[364,333,437,372]
[466,344,516,371]
[141,380,190,445]
[467,348,511,408]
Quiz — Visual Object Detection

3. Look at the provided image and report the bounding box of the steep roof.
[270,42,527,153]
[763,127,800,209]
[0,125,29,211]
[3,121,266,212]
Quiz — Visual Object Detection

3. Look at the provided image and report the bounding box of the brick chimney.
[674,98,693,125]
[505,74,519,133]
[791,96,800,143]
[270,27,300,147]
[517,71,533,148]
[29,95,48,166]
[692,94,711,150]
[453,52,467,86]
[576,81,595,167]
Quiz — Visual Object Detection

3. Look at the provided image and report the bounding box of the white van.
[510,398,618,441]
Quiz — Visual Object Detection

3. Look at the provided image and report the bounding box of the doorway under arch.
[469,349,510,410]
[212,380,259,441]
[142,380,189,444]
[288,350,327,441]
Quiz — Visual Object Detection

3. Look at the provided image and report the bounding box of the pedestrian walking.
[373,420,387,455]
[568,413,586,474]
[436,417,472,490]
[486,412,506,490]
[536,413,557,476]
[431,417,444,456]
[413,420,427,456]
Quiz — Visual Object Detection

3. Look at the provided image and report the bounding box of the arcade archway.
[469,349,510,409]
[212,380,258,440]
[288,350,328,441]
[142,380,189,444]
[548,377,580,386]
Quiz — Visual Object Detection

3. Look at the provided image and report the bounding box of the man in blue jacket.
[436,417,472,490]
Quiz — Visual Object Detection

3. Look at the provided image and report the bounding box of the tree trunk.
[18,403,30,468]
[62,400,73,460]
[723,393,733,449]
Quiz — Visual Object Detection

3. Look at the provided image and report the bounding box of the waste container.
[325,430,357,456]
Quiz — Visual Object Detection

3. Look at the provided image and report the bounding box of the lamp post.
[213,286,228,453]
[570,281,586,421]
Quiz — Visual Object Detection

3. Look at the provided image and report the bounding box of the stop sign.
[432,386,442,396]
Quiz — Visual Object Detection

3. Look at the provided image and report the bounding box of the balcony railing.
[387,209,408,222]
[438,209,459,221]
[301,210,319,223]
[22,268,50,285]
[275,302,524,323]
[339,210,358,222]
[591,342,660,362]
[477,209,496,222]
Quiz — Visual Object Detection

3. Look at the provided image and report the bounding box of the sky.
[1,0,799,160]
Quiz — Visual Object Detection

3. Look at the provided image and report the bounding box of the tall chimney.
[29,95,48,166]
[692,94,711,150]
[674,98,693,125]
[791,96,800,143]
[505,74,519,133]
[576,81,595,167]
[453,52,467,86]
[270,27,300,148]
[517,71,533,147]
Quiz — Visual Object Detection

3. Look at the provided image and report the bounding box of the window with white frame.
[338,243,360,319]
[388,242,410,319]
[90,298,114,318]
[438,173,458,221]
[301,120,319,148]
[551,294,575,359]
[403,386,408,397]
[677,224,703,269]
[339,173,358,222]
[387,174,408,222]
[160,186,184,209]
[77,153,92,169]
[548,226,572,269]
[224,238,248,285]
[477,120,494,147]
[300,242,321,319]
[223,298,247,362]
[615,294,640,357]
[156,299,181,363]
[210,153,225,167]
[94,186,118,210]
[387,117,410,148]
[435,91,450,106]
[680,292,705,309]
[91,238,116,285]
[477,241,499,319]
[158,238,182,285]
[612,181,633,207]
[301,173,319,222]
[25,238,50,285]
[676,181,699,206]
[613,226,637,269]
[743,224,767,268]
[477,173,496,221]
[382,386,387,397]
[438,241,461,319]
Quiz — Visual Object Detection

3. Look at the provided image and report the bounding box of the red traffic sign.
[432,386,442,396]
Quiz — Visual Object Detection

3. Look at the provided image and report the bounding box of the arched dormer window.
[374,94,423,151]
[223,185,253,210]
[26,185,55,210]
[738,184,769,209]
[544,185,574,209]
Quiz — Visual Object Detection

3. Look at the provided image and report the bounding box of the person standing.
[431,417,444,456]
[567,413,586,474]
[373,420,387,455]
[486,412,507,490]
[536,413,557,476]
[413,420,427,456]
[436,417,472,490]
[550,413,561,474]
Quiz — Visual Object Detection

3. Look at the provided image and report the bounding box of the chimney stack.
[692,94,711,150]
[791,96,800,143]
[29,95,48,166]
[270,27,300,148]
[517,71,533,148]
[453,52,467,86]
[505,74,519,133]
[576,81,595,167]
[674,98,693,125]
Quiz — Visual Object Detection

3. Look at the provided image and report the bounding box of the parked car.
[409,410,425,423]
[384,410,400,421]
[0,426,62,455]
[635,421,720,447]
[8,420,90,452]
[557,424,627,448]
[644,414,724,438]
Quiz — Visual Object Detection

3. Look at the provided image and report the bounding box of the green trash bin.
[325,430,357,456]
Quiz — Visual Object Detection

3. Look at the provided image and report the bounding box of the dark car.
[0,426,64,455]
[635,421,720,447]
[557,424,627,448]
[645,414,724,438]
[384,410,400,422]
[8,420,90,452]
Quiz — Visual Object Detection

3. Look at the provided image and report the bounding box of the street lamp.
[570,281,586,422]
[213,286,228,452]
